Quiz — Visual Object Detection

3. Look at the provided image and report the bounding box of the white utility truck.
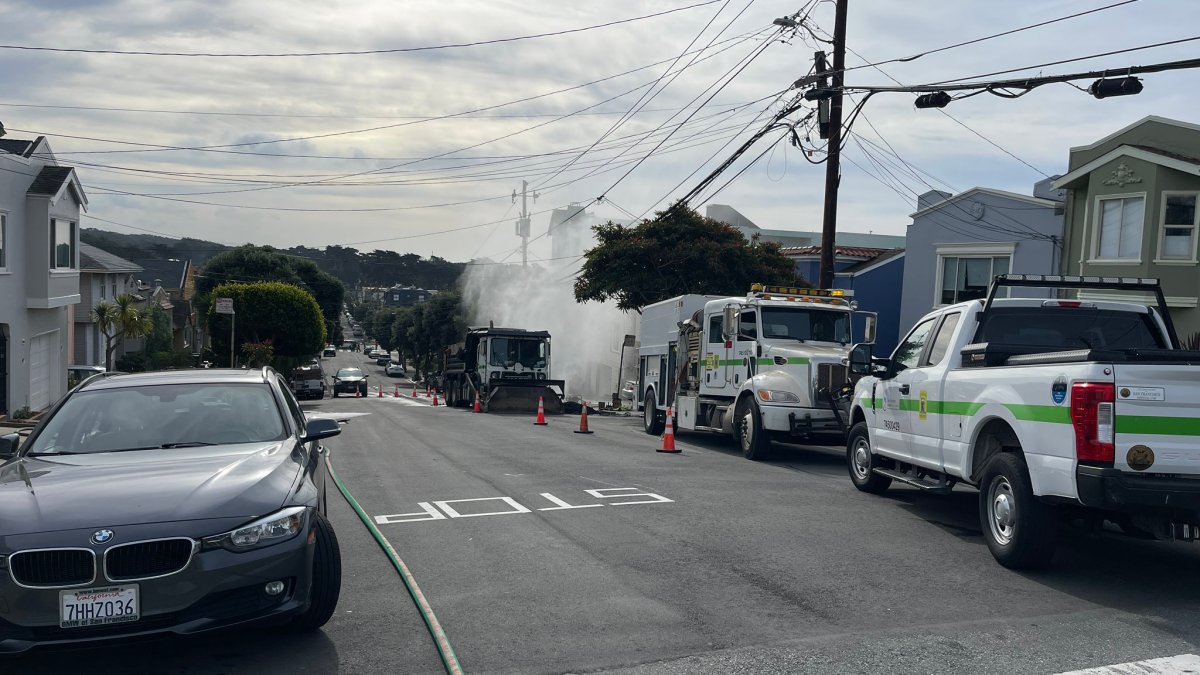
[846,274,1200,569]
[638,285,875,459]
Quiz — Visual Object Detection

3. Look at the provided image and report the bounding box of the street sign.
[215,298,234,315]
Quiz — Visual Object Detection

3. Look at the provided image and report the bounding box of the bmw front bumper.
[0,524,317,653]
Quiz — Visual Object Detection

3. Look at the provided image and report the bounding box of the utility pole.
[818,0,847,290]
[513,180,538,267]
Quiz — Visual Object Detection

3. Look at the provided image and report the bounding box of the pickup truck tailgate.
[1114,365,1200,475]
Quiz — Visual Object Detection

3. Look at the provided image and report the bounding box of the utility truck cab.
[638,285,875,459]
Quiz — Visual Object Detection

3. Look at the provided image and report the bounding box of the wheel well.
[969,418,1022,483]
[850,406,866,428]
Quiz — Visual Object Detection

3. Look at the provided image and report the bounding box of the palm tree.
[94,293,154,370]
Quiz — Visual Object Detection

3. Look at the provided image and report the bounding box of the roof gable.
[908,187,1060,219]
[26,165,88,209]
[1051,144,1200,190]
[79,243,143,273]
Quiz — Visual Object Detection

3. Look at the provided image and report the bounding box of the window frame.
[933,243,1014,308]
[922,312,962,367]
[50,218,78,271]
[0,211,7,273]
[1088,192,1146,264]
[1154,191,1200,264]
[891,317,938,373]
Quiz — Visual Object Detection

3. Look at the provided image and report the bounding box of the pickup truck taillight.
[1071,382,1115,464]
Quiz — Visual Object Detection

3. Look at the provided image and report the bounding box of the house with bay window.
[0,134,86,416]
[897,180,1065,336]
[1053,116,1200,342]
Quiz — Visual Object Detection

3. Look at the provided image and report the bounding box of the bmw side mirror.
[0,432,22,459]
[302,418,341,443]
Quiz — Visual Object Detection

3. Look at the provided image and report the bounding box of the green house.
[1054,116,1200,342]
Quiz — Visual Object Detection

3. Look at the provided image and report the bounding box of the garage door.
[29,333,51,411]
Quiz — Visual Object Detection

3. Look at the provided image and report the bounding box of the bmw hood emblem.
[91,529,115,545]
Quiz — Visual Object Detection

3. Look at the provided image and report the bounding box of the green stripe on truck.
[1116,415,1200,436]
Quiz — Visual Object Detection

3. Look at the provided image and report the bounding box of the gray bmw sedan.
[0,368,343,653]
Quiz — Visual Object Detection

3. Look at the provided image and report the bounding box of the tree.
[93,294,155,370]
[573,202,799,312]
[403,293,465,380]
[194,246,344,331]
[207,281,325,368]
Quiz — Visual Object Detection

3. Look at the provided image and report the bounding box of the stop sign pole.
[215,298,236,367]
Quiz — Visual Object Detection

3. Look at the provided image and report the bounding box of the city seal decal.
[1051,375,1068,405]
[1127,445,1155,472]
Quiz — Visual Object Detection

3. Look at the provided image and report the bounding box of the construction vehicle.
[637,284,876,460]
[441,327,566,414]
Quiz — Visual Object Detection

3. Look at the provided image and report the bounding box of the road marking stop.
[374,488,673,525]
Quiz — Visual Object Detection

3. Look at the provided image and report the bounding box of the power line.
[28,30,766,159]
[0,1,726,57]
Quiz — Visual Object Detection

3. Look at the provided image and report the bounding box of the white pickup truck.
[845,274,1200,569]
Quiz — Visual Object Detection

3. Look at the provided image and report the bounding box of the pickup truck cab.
[846,274,1200,568]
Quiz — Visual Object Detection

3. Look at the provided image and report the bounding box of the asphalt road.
[9,346,1200,674]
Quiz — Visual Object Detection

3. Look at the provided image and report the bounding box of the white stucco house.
[0,134,86,416]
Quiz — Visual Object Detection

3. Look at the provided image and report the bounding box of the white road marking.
[433,497,532,518]
[373,488,673,525]
[306,411,372,422]
[585,487,673,506]
[578,475,626,488]
[375,502,446,524]
[1055,654,1200,674]
[538,493,603,511]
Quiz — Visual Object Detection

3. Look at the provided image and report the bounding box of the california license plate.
[60,586,139,628]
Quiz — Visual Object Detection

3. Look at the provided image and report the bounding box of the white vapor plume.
[461,207,637,404]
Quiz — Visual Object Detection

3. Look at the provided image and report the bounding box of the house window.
[1158,193,1198,260]
[51,219,77,270]
[0,213,6,270]
[1095,196,1144,260]
[939,256,1010,305]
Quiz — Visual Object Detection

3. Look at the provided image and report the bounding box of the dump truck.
[638,284,876,459]
[441,327,566,413]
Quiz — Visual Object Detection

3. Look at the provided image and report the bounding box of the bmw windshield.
[25,383,287,455]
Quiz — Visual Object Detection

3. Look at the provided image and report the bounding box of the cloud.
[1,0,1196,261]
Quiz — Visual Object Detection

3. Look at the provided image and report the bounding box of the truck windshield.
[490,338,548,368]
[977,307,1167,350]
[761,308,851,344]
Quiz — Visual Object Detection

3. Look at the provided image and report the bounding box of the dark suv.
[0,368,343,653]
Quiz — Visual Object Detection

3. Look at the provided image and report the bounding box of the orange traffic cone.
[574,401,593,434]
[431,391,439,407]
[378,384,383,398]
[412,383,418,397]
[425,384,430,398]
[657,406,679,453]
[533,396,548,426]
[355,386,360,398]
[394,385,399,398]
[473,391,482,413]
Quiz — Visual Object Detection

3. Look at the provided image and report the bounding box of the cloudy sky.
[1,0,1197,263]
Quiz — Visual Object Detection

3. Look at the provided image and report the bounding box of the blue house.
[780,245,906,354]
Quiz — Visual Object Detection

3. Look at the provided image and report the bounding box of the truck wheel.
[979,452,1058,569]
[846,422,891,494]
[736,397,771,461]
[643,391,664,435]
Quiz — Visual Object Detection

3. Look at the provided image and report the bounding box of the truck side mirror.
[0,433,22,460]
[863,314,877,344]
[721,305,737,340]
[848,343,873,375]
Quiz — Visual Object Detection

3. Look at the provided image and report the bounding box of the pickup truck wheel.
[644,391,665,435]
[737,397,771,461]
[979,452,1058,569]
[846,422,891,494]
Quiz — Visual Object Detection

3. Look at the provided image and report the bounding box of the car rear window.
[26,383,287,455]
[977,307,1166,350]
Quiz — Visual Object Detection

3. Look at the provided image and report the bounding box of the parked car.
[67,365,107,389]
[0,368,343,653]
[375,354,392,366]
[322,346,336,358]
[331,368,369,397]
[385,363,406,377]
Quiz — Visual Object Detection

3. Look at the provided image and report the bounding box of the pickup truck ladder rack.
[981,274,1180,349]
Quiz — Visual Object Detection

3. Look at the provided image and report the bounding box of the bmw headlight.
[757,389,800,403]
[203,506,307,552]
